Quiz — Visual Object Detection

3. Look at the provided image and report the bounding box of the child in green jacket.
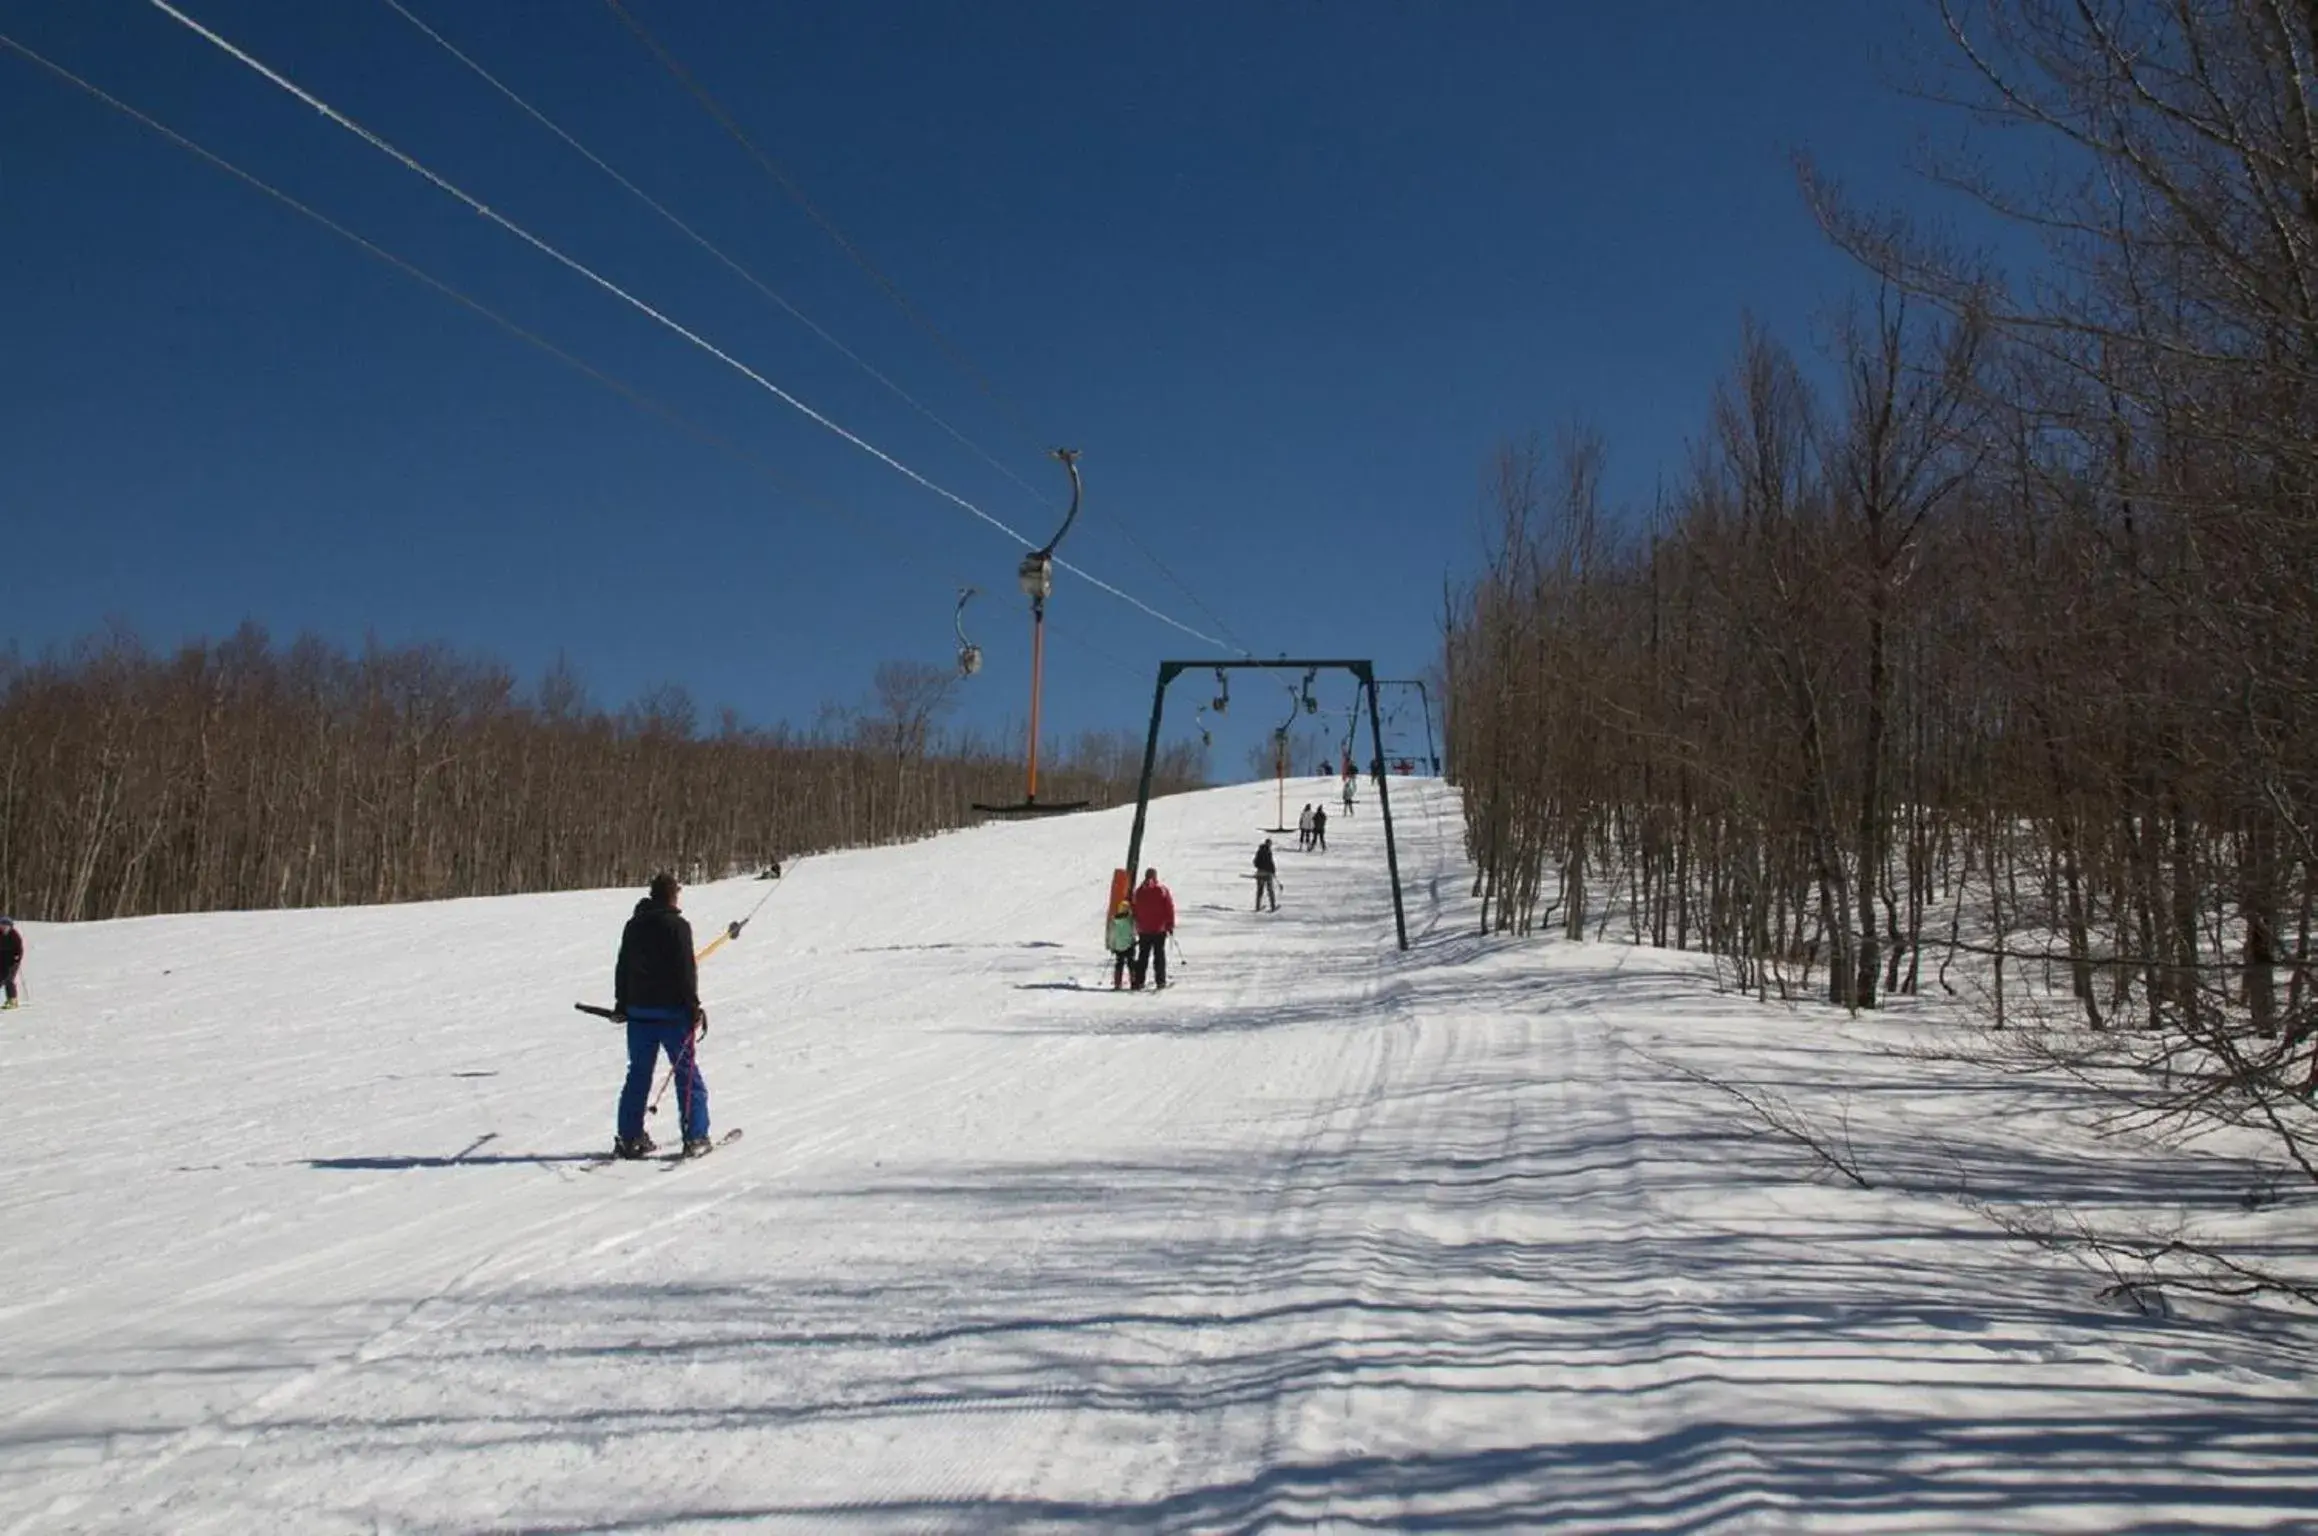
[1106,901,1136,990]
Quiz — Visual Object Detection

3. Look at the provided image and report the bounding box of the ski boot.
[682,1136,715,1158]
[612,1132,656,1160]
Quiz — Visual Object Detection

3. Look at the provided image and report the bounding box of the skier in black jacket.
[612,872,711,1158]
[1252,839,1279,911]
[0,918,21,1008]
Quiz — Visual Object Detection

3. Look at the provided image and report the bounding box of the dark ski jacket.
[0,925,19,973]
[1253,843,1276,876]
[615,898,697,1017]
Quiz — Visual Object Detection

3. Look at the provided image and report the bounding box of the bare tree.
[1438,0,2318,1299]
[0,632,1203,920]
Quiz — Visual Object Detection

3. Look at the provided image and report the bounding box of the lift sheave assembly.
[954,587,982,679]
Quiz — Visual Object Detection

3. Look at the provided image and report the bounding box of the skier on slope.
[1106,899,1137,991]
[1298,804,1315,851]
[1311,804,1329,852]
[611,872,712,1158]
[1129,868,1176,991]
[1340,772,1355,817]
[1252,839,1279,912]
[0,918,22,1009]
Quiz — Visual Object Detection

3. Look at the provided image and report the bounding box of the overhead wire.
[1100,518,1252,655]
[142,0,1231,653]
[373,0,1071,525]
[595,0,1255,656]
[383,0,1257,666]
[599,0,1024,436]
[0,28,1171,701]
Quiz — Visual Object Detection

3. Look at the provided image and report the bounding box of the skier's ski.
[664,1127,742,1167]
[578,1126,740,1173]
[578,1142,633,1172]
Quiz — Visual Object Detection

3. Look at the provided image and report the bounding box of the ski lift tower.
[1121,657,1410,950]
[974,449,1088,817]
[1263,668,1322,833]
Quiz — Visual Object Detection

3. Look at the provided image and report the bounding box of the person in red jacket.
[1129,867,1176,991]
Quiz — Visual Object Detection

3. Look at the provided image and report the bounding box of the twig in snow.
[1643,1050,1875,1190]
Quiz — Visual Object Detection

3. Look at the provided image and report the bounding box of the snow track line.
[9,995,1002,1535]
[0,1157,761,1519]
[59,1184,763,1536]
[0,892,938,1480]
[1244,989,1416,1515]
[978,984,1302,1508]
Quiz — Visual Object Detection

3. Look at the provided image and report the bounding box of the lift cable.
[0,29,1181,700]
[595,0,1253,655]
[376,0,1073,522]
[143,0,1229,652]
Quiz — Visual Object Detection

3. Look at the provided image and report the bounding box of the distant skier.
[1252,839,1279,912]
[1298,804,1315,851]
[1311,804,1329,852]
[1106,899,1136,991]
[611,872,711,1158]
[0,918,21,1009]
[1340,774,1355,817]
[1129,867,1176,990]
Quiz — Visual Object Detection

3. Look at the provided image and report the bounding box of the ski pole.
[648,1019,702,1120]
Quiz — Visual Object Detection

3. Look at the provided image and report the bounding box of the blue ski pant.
[618,1015,708,1142]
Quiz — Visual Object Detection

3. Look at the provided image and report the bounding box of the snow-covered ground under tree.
[2,778,2313,1532]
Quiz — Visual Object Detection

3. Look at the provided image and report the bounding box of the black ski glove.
[692,1004,709,1037]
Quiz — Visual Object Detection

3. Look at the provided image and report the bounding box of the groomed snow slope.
[1,778,2312,1532]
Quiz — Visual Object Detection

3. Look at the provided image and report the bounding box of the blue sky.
[1,1,1981,773]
